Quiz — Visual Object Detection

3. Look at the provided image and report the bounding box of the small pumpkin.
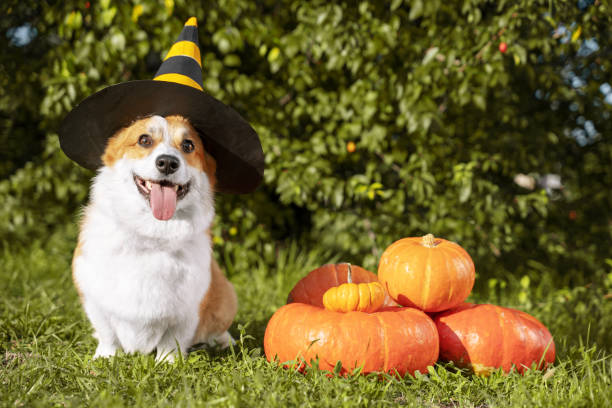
[264,303,439,377]
[322,264,385,313]
[287,263,397,308]
[434,303,555,375]
[378,233,475,312]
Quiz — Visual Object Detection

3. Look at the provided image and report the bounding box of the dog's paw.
[207,331,235,349]
[93,343,118,359]
[155,349,178,363]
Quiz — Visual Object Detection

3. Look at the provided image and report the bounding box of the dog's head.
[91,115,216,239]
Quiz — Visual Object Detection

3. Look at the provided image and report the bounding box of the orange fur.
[102,119,161,166]
[193,257,238,344]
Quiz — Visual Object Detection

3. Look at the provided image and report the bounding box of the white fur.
[74,116,217,361]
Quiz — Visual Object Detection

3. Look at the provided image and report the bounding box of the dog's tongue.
[149,183,177,221]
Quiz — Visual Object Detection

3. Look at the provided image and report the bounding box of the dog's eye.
[181,139,195,153]
[138,134,153,147]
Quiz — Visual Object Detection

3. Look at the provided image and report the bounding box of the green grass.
[1,224,611,407]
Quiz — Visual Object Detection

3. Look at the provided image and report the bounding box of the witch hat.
[59,17,263,194]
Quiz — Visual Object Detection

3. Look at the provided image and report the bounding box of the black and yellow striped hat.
[59,17,263,194]
[153,17,204,91]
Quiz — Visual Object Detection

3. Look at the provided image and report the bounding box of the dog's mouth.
[133,175,190,221]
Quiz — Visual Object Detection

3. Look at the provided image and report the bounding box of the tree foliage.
[1,0,611,282]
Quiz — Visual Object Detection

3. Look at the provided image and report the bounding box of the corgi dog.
[72,114,237,361]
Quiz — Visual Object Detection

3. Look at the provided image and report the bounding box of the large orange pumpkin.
[378,234,475,312]
[287,263,396,308]
[434,303,555,375]
[264,303,439,376]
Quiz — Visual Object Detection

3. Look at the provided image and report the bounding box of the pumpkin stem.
[346,263,353,284]
[422,233,436,248]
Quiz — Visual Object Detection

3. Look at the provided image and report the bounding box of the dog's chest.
[76,230,211,322]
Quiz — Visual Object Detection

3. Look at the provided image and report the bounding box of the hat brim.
[59,80,264,194]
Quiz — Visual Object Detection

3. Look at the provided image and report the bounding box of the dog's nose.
[155,154,180,175]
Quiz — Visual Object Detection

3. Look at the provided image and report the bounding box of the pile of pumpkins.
[264,234,555,377]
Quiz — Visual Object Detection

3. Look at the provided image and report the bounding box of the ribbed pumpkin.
[264,303,439,376]
[288,263,396,308]
[322,264,385,313]
[378,234,475,312]
[434,303,555,375]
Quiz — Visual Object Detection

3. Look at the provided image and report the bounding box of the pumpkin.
[287,263,397,308]
[264,303,439,376]
[434,303,555,375]
[378,233,475,312]
[322,264,385,313]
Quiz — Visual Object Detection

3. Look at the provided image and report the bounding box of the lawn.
[1,224,611,407]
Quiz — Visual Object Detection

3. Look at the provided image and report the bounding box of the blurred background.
[1,0,611,294]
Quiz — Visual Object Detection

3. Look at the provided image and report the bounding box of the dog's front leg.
[84,301,120,358]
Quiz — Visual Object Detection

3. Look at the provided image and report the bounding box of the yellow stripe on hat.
[154,73,203,91]
[184,17,198,27]
[164,41,201,66]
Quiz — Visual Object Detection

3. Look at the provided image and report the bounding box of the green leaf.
[409,0,423,20]
[110,32,126,51]
[390,0,403,12]
[473,94,486,110]
[459,183,472,203]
